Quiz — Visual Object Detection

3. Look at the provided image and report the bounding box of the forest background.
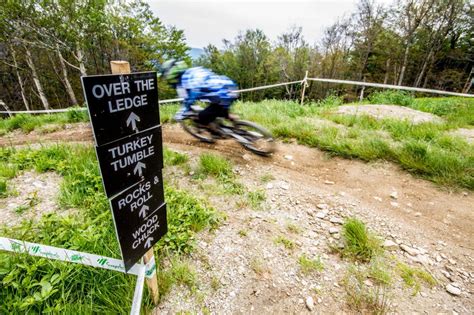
[1,0,472,112]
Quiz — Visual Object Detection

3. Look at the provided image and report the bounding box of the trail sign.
[82,66,167,274]
[81,71,160,146]
[96,125,163,198]
[109,173,166,270]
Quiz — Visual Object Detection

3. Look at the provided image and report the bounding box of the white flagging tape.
[307,77,474,98]
[0,108,80,114]
[0,237,156,279]
[1,77,471,115]
[130,263,146,315]
[235,80,304,93]
[0,81,304,114]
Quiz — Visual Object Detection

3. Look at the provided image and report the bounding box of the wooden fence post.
[110,60,160,305]
[300,70,308,105]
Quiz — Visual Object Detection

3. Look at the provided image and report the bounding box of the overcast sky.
[149,0,392,49]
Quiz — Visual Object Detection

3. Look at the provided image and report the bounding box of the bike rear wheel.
[180,118,216,143]
[233,120,275,156]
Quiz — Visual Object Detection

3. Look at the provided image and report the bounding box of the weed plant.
[163,147,189,166]
[157,258,198,298]
[341,218,382,262]
[0,178,7,197]
[196,153,244,195]
[0,144,219,313]
[274,236,295,250]
[246,190,266,209]
[298,254,324,274]
[396,262,436,295]
[343,265,391,314]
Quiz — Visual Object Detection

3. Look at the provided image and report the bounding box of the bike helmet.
[159,59,188,85]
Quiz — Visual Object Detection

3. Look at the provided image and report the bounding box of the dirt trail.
[1,123,473,313]
[163,124,473,250]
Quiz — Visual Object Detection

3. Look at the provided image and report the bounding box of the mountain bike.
[179,106,276,156]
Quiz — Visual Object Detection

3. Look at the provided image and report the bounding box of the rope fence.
[1,76,472,115]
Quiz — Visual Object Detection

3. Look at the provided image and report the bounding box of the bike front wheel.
[233,120,276,156]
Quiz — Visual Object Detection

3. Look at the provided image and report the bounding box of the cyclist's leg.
[197,103,220,125]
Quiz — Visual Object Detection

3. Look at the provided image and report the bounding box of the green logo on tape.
[71,254,84,262]
[97,258,108,266]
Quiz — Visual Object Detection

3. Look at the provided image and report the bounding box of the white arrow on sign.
[133,161,146,176]
[138,205,149,218]
[126,112,141,131]
[144,237,154,249]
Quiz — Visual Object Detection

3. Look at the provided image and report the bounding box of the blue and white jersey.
[177,67,238,109]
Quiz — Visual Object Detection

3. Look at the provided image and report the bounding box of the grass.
[368,90,413,106]
[343,265,391,314]
[0,144,220,313]
[2,95,472,189]
[396,262,436,295]
[274,236,295,250]
[260,173,275,183]
[250,257,267,276]
[210,275,220,291]
[163,147,189,166]
[246,190,266,209]
[285,222,301,234]
[0,108,89,135]
[238,229,248,237]
[195,152,244,195]
[232,97,473,189]
[197,153,233,178]
[341,218,382,262]
[368,257,392,286]
[298,254,324,274]
[0,178,7,197]
[157,257,198,299]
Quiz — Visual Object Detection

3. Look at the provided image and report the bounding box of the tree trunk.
[25,47,50,110]
[393,64,399,85]
[0,99,12,116]
[462,66,473,93]
[383,58,390,84]
[57,46,78,105]
[76,43,87,77]
[10,45,30,111]
[398,43,410,85]
[414,47,434,87]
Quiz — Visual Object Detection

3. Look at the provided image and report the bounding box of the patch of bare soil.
[0,171,63,227]
[0,122,93,147]
[335,104,443,124]
[155,124,473,314]
[450,128,474,144]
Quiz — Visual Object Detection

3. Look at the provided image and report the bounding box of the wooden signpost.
[81,60,164,304]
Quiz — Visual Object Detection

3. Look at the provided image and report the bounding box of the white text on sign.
[132,214,160,249]
[108,134,154,171]
[118,181,152,212]
[90,79,155,114]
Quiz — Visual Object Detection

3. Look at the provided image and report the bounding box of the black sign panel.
[81,72,160,146]
[109,172,166,270]
[96,126,163,198]
[81,70,167,272]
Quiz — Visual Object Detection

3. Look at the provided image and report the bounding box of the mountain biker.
[158,59,239,128]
